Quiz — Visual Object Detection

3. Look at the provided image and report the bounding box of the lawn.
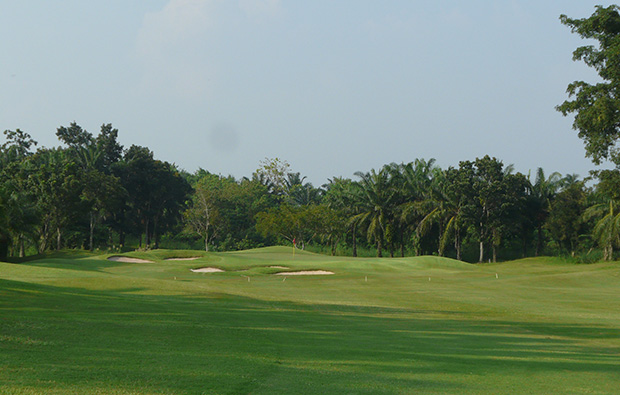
[1,247,619,394]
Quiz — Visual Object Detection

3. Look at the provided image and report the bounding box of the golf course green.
[1,246,619,394]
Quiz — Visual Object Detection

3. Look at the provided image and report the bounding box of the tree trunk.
[536,223,543,256]
[478,226,484,263]
[89,212,95,251]
[438,224,444,257]
[19,234,25,258]
[377,238,382,257]
[437,222,443,256]
[38,223,46,253]
[56,227,62,251]
[204,223,210,252]
[492,228,498,263]
[455,228,461,261]
[108,228,113,249]
[144,218,150,249]
[352,224,357,257]
[153,217,159,249]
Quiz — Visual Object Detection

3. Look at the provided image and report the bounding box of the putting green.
[1,247,619,393]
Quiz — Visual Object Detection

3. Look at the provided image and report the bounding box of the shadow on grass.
[14,257,140,274]
[1,278,619,394]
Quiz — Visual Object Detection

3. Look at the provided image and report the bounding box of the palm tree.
[285,172,322,206]
[584,200,620,261]
[351,168,396,257]
[396,159,439,256]
[407,166,471,259]
[530,168,563,256]
[323,177,361,256]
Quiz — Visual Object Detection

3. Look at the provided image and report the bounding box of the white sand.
[165,257,201,261]
[274,270,334,276]
[107,256,154,263]
[268,266,289,269]
[190,267,224,273]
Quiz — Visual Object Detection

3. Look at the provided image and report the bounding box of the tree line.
[3,6,620,262]
[1,124,618,262]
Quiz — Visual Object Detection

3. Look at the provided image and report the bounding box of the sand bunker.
[274,270,334,276]
[165,257,201,261]
[107,256,154,263]
[268,266,289,269]
[190,267,224,273]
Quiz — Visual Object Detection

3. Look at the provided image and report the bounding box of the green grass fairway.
[1,247,619,394]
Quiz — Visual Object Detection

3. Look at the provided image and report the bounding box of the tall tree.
[184,174,226,252]
[253,157,291,199]
[584,200,620,261]
[26,148,84,251]
[351,168,396,257]
[557,5,620,166]
[395,159,438,256]
[0,130,38,258]
[113,145,190,249]
[546,181,587,256]
[323,177,362,256]
[529,168,563,256]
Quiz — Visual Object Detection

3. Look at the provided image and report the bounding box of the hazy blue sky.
[0,1,612,184]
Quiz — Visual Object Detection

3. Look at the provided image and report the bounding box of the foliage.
[557,5,620,166]
[546,182,588,255]
[256,203,336,248]
[0,120,618,263]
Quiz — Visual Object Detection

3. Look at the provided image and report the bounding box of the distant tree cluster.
[0,124,190,259]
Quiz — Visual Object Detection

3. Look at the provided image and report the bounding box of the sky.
[0,1,614,185]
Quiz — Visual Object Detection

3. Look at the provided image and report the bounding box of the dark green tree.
[113,145,190,249]
[256,203,329,248]
[546,181,587,255]
[26,148,84,251]
[529,168,563,256]
[557,5,620,166]
[323,177,362,256]
[0,130,39,258]
[351,168,396,257]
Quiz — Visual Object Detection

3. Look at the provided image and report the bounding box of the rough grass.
[1,246,619,394]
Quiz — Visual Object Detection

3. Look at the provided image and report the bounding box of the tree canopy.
[557,5,620,166]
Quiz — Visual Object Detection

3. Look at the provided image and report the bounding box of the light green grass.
[1,246,619,394]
